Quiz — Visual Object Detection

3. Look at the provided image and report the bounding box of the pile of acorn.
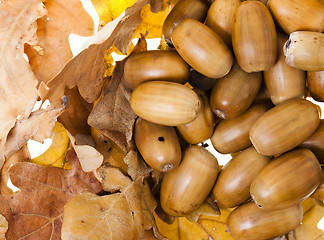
[124,0,324,239]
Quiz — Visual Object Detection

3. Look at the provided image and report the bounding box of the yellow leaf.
[155,203,234,240]
[92,0,138,23]
[31,122,71,169]
[296,201,324,240]
[134,0,175,39]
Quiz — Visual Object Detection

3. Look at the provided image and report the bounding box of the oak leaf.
[25,0,94,84]
[0,148,102,239]
[0,0,47,166]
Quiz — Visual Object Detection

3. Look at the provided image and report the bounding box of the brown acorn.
[250,149,322,210]
[210,61,262,119]
[205,0,240,45]
[188,69,217,91]
[160,145,219,216]
[211,104,269,154]
[171,18,233,78]
[212,147,270,208]
[299,119,324,164]
[123,50,189,89]
[227,202,303,240]
[232,1,277,72]
[130,81,200,126]
[284,31,324,71]
[134,118,181,172]
[311,168,324,201]
[250,99,320,156]
[264,33,306,105]
[267,0,324,34]
[307,71,324,102]
[177,90,215,144]
[162,0,208,45]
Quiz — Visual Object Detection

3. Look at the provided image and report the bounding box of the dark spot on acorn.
[158,136,165,142]
[285,39,292,50]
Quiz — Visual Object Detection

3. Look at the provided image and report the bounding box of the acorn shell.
[134,118,181,172]
[227,202,303,240]
[130,81,200,126]
[250,99,320,156]
[311,168,324,201]
[232,1,277,72]
[211,104,268,154]
[267,0,324,34]
[250,149,322,210]
[171,18,233,78]
[307,71,324,102]
[160,145,219,216]
[210,61,262,119]
[264,33,306,105]
[212,147,270,208]
[123,51,189,89]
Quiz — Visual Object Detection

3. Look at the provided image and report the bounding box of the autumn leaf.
[25,0,94,84]
[0,148,102,239]
[31,121,71,169]
[0,0,47,167]
[0,214,8,240]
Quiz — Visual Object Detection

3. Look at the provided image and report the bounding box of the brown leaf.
[41,0,154,106]
[0,0,47,166]
[25,0,94,84]
[4,100,66,159]
[0,148,102,239]
[0,214,8,240]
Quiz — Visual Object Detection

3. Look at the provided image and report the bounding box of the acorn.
[227,202,303,240]
[250,149,322,210]
[267,0,324,35]
[160,145,219,216]
[250,99,320,156]
[310,167,324,201]
[177,90,215,144]
[232,1,277,72]
[264,33,306,105]
[130,81,200,126]
[210,61,262,119]
[205,0,240,45]
[284,31,324,71]
[212,146,270,208]
[123,50,189,89]
[299,119,324,164]
[188,69,217,91]
[134,118,181,172]
[162,0,208,45]
[171,18,233,78]
[211,104,269,154]
[307,71,324,102]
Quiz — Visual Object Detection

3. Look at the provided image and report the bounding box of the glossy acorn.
[171,18,233,78]
[250,99,320,156]
[267,0,324,34]
[162,0,208,45]
[227,202,303,240]
[210,61,262,119]
[188,69,217,91]
[134,118,181,172]
[211,104,268,154]
[311,168,324,201]
[177,90,215,144]
[212,147,270,208]
[299,119,324,164]
[130,81,200,126]
[250,149,322,210]
[232,1,277,72]
[123,50,189,89]
[284,31,324,71]
[307,71,324,102]
[205,0,240,45]
[160,145,219,216]
[264,34,306,105]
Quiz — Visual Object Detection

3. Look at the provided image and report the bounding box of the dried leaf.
[31,121,71,169]
[0,148,102,240]
[0,214,7,240]
[0,0,47,166]
[4,101,66,159]
[25,0,94,84]
[41,0,156,106]
[1,145,30,195]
